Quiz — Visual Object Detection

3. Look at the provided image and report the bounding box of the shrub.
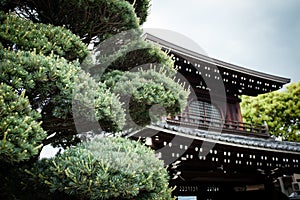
[31,137,174,200]
[0,83,46,163]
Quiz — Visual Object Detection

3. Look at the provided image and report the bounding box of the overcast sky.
[143,0,300,83]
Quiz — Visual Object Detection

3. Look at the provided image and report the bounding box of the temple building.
[127,30,300,199]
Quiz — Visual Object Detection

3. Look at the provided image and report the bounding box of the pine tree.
[0,1,187,199]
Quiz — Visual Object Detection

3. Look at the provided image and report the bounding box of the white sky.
[143,0,300,83]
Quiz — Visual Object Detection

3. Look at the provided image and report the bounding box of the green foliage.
[107,39,176,75]
[0,1,185,198]
[0,47,125,145]
[85,29,176,79]
[1,0,141,43]
[72,79,126,133]
[126,0,151,24]
[0,10,125,143]
[104,69,189,126]
[0,83,46,163]
[80,28,188,128]
[241,81,300,142]
[0,11,88,61]
[31,137,174,200]
[0,23,125,148]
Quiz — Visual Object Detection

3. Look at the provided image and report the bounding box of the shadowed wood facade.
[127,30,299,199]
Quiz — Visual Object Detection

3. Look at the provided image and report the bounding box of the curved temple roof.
[148,122,300,155]
[143,30,291,96]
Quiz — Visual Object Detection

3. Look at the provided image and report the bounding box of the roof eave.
[144,32,291,85]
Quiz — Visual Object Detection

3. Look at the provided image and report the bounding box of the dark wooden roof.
[143,31,291,96]
[149,122,300,155]
[127,123,300,180]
